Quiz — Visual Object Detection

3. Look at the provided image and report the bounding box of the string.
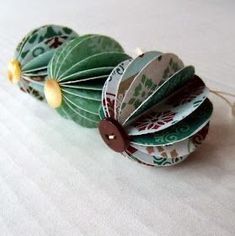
[209,89,235,116]
[209,90,233,107]
[209,90,235,98]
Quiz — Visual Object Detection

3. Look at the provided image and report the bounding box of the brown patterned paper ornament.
[99,51,213,167]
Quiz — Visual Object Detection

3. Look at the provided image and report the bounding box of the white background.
[0,0,235,235]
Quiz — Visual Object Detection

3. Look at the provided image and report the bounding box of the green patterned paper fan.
[44,35,131,128]
[99,51,213,167]
[8,24,78,100]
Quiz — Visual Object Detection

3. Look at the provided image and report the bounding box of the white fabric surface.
[0,0,235,235]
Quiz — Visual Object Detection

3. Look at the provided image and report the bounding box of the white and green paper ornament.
[98,51,213,167]
[8,24,78,100]
[44,34,131,128]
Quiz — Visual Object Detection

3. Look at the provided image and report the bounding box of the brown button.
[98,118,129,153]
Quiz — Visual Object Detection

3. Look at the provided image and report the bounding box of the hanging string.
[209,90,235,116]
[209,90,233,107]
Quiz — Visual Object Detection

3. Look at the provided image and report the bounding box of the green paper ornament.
[45,35,131,128]
[8,25,78,100]
[98,51,213,167]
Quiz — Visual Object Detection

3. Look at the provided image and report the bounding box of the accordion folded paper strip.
[99,51,213,167]
[8,25,78,100]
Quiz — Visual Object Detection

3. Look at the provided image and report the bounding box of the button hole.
[106,134,116,140]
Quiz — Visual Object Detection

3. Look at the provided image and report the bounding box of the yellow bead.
[44,79,62,108]
[8,59,21,84]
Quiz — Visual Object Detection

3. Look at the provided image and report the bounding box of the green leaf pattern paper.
[131,123,209,160]
[100,51,213,167]
[126,65,195,124]
[118,53,184,124]
[102,59,132,118]
[114,51,162,118]
[131,99,213,146]
[127,75,208,135]
[12,24,78,100]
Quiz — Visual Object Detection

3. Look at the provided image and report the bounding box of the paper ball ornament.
[8,25,78,100]
[44,34,131,128]
[98,51,213,166]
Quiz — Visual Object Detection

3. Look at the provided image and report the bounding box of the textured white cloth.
[0,0,235,235]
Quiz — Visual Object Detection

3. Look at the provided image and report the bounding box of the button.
[98,118,129,153]
[8,59,21,84]
[44,79,62,108]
